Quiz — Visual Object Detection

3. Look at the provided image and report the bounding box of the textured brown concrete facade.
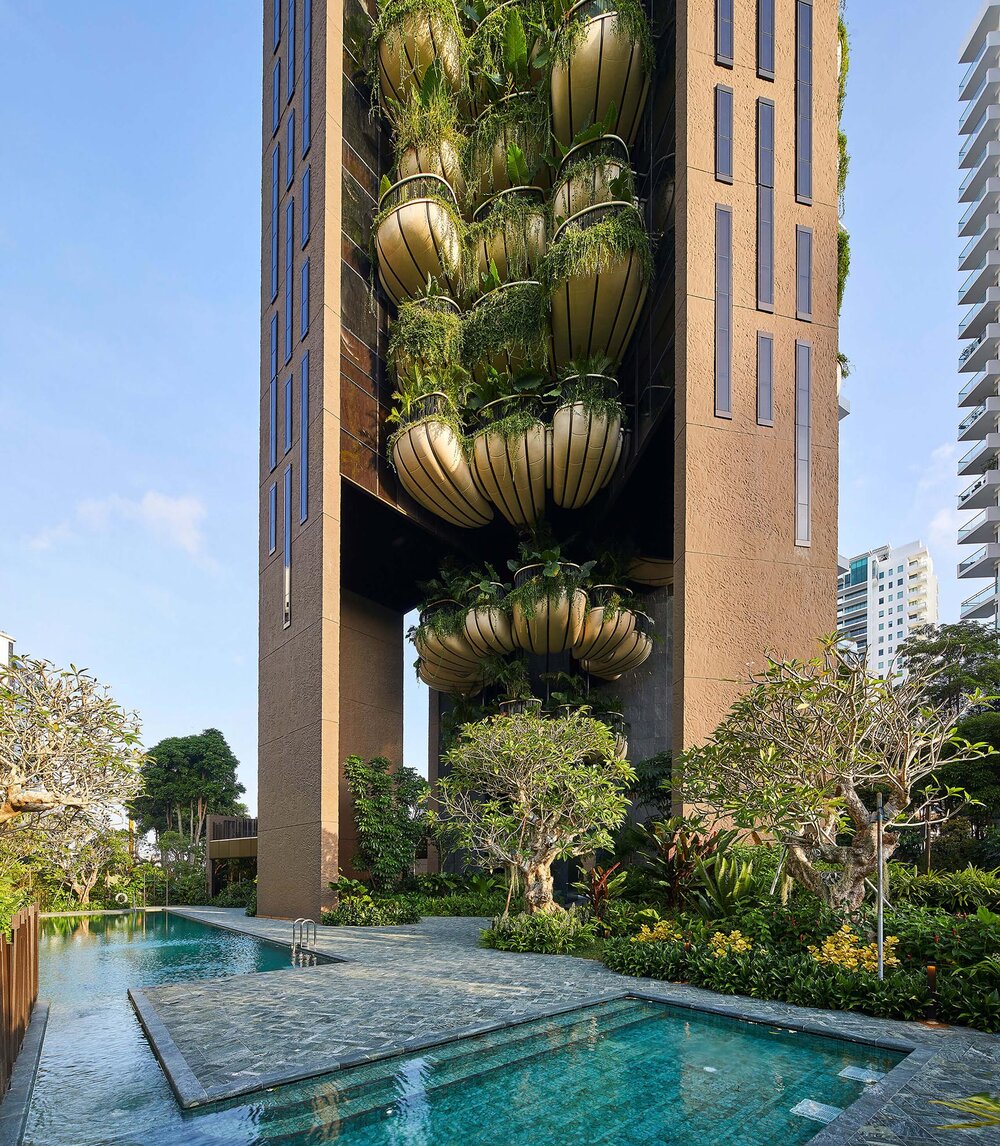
[672,0,839,754]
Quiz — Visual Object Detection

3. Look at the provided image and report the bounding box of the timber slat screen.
[1,905,39,1100]
[208,816,258,841]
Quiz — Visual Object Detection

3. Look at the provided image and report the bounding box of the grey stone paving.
[131,907,1000,1144]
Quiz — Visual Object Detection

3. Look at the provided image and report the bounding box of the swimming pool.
[23,914,905,1145]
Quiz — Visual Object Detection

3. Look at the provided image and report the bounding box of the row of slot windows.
[271,0,312,153]
[271,156,311,302]
[267,354,310,629]
[716,0,812,203]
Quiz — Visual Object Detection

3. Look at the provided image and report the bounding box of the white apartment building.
[836,542,939,678]
[0,631,15,667]
[959,5,1000,626]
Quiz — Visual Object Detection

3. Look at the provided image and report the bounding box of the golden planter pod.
[413,620,481,676]
[471,408,548,529]
[628,556,674,588]
[374,175,463,306]
[552,135,631,220]
[397,141,467,205]
[582,611,654,679]
[376,2,465,116]
[548,202,650,370]
[390,395,494,529]
[471,188,547,285]
[571,586,636,660]
[550,0,651,147]
[549,376,623,510]
[464,604,516,658]
[417,660,484,695]
[512,587,588,655]
[465,93,550,211]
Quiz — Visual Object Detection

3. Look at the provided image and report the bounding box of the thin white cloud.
[27,491,211,563]
[916,441,960,493]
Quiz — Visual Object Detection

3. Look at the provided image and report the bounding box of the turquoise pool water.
[25,915,904,1145]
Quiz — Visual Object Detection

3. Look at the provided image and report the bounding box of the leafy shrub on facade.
[322,895,421,927]
[343,755,430,891]
[481,906,596,954]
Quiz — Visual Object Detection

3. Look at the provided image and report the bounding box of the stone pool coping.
[128,908,1000,1144]
[0,1001,49,1146]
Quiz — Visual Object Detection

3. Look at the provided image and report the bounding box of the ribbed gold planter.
[397,141,467,205]
[471,418,547,528]
[374,176,463,305]
[552,136,631,220]
[463,605,516,657]
[548,203,649,369]
[550,395,623,510]
[417,660,484,695]
[628,557,674,587]
[572,602,636,660]
[472,189,546,285]
[376,7,464,115]
[551,1,650,147]
[582,629,653,680]
[466,94,549,210]
[512,588,588,655]
[391,408,493,529]
[414,627,481,674]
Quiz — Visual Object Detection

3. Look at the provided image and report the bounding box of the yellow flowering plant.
[808,923,899,973]
[708,929,753,958]
[631,919,682,944]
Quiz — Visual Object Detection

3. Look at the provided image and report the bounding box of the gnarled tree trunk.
[784,823,899,912]
[524,856,560,914]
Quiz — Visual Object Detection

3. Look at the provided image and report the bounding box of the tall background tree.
[131,728,245,848]
[898,622,1000,716]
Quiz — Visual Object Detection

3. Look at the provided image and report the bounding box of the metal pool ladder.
[291,918,318,966]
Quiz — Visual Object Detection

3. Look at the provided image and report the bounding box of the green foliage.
[481,906,596,953]
[370,0,470,100]
[466,190,546,287]
[322,895,422,926]
[637,814,739,911]
[463,281,550,381]
[554,0,652,73]
[949,713,1000,823]
[551,150,636,224]
[545,204,653,289]
[897,622,1000,716]
[245,884,257,917]
[688,856,756,921]
[0,878,32,937]
[932,1093,1000,1131]
[389,60,468,162]
[388,298,466,383]
[627,752,673,814]
[396,890,508,916]
[132,728,245,847]
[572,863,627,934]
[343,755,430,890]
[465,92,549,203]
[889,863,1000,915]
[210,881,256,909]
[837,225,850,313]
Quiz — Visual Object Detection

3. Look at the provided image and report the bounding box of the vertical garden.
[369,0,663,729]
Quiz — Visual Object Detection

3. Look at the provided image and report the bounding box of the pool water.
[24,915,904,1145]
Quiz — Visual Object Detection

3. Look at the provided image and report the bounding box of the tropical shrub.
[210,881,256,909]
[481,906,596,954]
[395,890,507,917]
[890,863,1000,914]
[322,895,421,927]
[343,754,430,891]
[245,884,257,917]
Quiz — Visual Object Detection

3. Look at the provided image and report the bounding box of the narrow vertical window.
[796,0,813,203]
[268,483,277,554]
[287,0,296,101]
[284,377,293,453]
[270,314,278,383]
[301,166,310,246]
[794,341,812,545]
[715,86,734,183]
[300,259,310,338]
[302,0,312,153]
[796,225,813,320]
[300,353,309,522]
[757,332,774,426]
[715,205,733,418]
[757,98,774,311]
[286,111,295,187]
[269,379,277,470]
[272,60,281,135]
[758,0,774,78]
[716,0,734,66]
[273,0,280,49]
[284,200,294,362]
[270,146,279,301]
[283,466,292,626]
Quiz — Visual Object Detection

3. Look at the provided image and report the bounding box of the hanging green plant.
[386,366,467,452]
[466,187,547,289]
[556,359,623,420]
[464,91,550,208]
[551,136,635,223]
[838,225,851,313]
[552,0,652,73]
[390,61,470,196]
[389,296,466,382]
[466,0,551,112]
[545,203,652,289]
[463,280,550,381]
[371,0,469,114]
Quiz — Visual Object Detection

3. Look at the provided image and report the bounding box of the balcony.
[960,291,1000,341]
[961,581,1000,620]
[961,14,1000,70]
[960,182,1000,237]
[959,464,1000,509]
[961,144,1000,202]
[959,395,1000,440]
[961,32,1000,100]
[960,326,1000,374]
[960,106,1000,169]
[960,69,1000,137]
[958,542,1000,579]
[959,219,1000,272]
[959,433,1000,475]
[959,250,1000,304]
[959,505,1000,545]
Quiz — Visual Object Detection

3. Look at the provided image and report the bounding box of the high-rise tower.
[258,0,841,920]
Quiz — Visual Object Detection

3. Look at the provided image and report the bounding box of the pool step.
[838,1065,885,1084]
[790,1098,844,1125]
[249,999,654,1143]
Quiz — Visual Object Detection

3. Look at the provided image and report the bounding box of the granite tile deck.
[130,907,1000,1144]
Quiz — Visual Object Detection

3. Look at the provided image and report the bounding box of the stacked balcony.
[959,17,1000,622]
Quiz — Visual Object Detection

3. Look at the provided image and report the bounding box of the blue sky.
[0,1,978,811]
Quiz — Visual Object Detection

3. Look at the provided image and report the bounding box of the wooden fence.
[0,906,39,1101]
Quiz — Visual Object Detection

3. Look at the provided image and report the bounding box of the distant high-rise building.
[958,5,1000,627]
[0,631,14,667]
[836,542,938,677]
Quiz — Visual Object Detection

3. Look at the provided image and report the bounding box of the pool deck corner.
[136,907,1000,1143]
[0,1001,50,1146]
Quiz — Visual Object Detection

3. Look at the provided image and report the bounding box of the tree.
[435,711,635,914]
[0,655,144,829]
[42,814,131,906]
[343,755,430,890]
[679,637,989,911]
[898,622,1000,716]
[946,712,1000,826]
[131,728,245,847]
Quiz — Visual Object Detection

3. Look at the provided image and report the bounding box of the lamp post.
[875,792,885,981]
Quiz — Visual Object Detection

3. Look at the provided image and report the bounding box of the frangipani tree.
[435,711,634,914]
[0,656,144,830]
[679,637,988,910]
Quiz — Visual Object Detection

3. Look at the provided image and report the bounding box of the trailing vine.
[545,203,653,288]
[466,189,547,288]
[462,280,550,378]
[553,0,653,74]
